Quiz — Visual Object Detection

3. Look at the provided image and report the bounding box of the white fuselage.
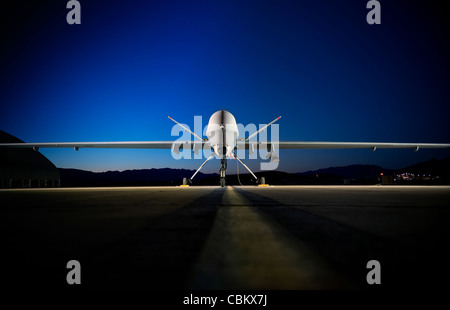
[206,110,239,158]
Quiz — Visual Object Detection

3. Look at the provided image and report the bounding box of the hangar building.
[0,130,59,188]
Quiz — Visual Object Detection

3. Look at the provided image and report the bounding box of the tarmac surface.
[1,185,449,289]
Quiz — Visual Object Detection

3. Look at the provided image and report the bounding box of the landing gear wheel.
[220,178,226,187]
[182,178,188,185]
[260,177,265,185]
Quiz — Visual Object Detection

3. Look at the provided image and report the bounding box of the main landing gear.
[182,153,265,187]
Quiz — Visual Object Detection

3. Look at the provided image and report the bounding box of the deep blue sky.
[1,1,449,173]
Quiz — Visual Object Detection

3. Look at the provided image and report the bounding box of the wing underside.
[0,141,208,150]
[1,141,450,151]
[240,141,450,150]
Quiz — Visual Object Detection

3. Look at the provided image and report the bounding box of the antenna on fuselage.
[168,116,207,141]
[240,116,281,141]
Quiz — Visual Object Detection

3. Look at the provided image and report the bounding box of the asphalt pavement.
[1,185,449,289]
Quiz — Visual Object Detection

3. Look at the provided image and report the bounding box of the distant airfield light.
[380,173,383,176]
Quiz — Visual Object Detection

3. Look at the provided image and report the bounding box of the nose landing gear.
[220,158,227,187]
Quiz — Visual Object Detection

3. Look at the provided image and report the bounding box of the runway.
[1,185,449,289]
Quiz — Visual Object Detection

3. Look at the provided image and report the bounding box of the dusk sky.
[1,1,449,174]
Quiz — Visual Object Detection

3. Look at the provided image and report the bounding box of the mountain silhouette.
[299,164,393,180]
[58,157,450,186]
[58,168,217,186]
